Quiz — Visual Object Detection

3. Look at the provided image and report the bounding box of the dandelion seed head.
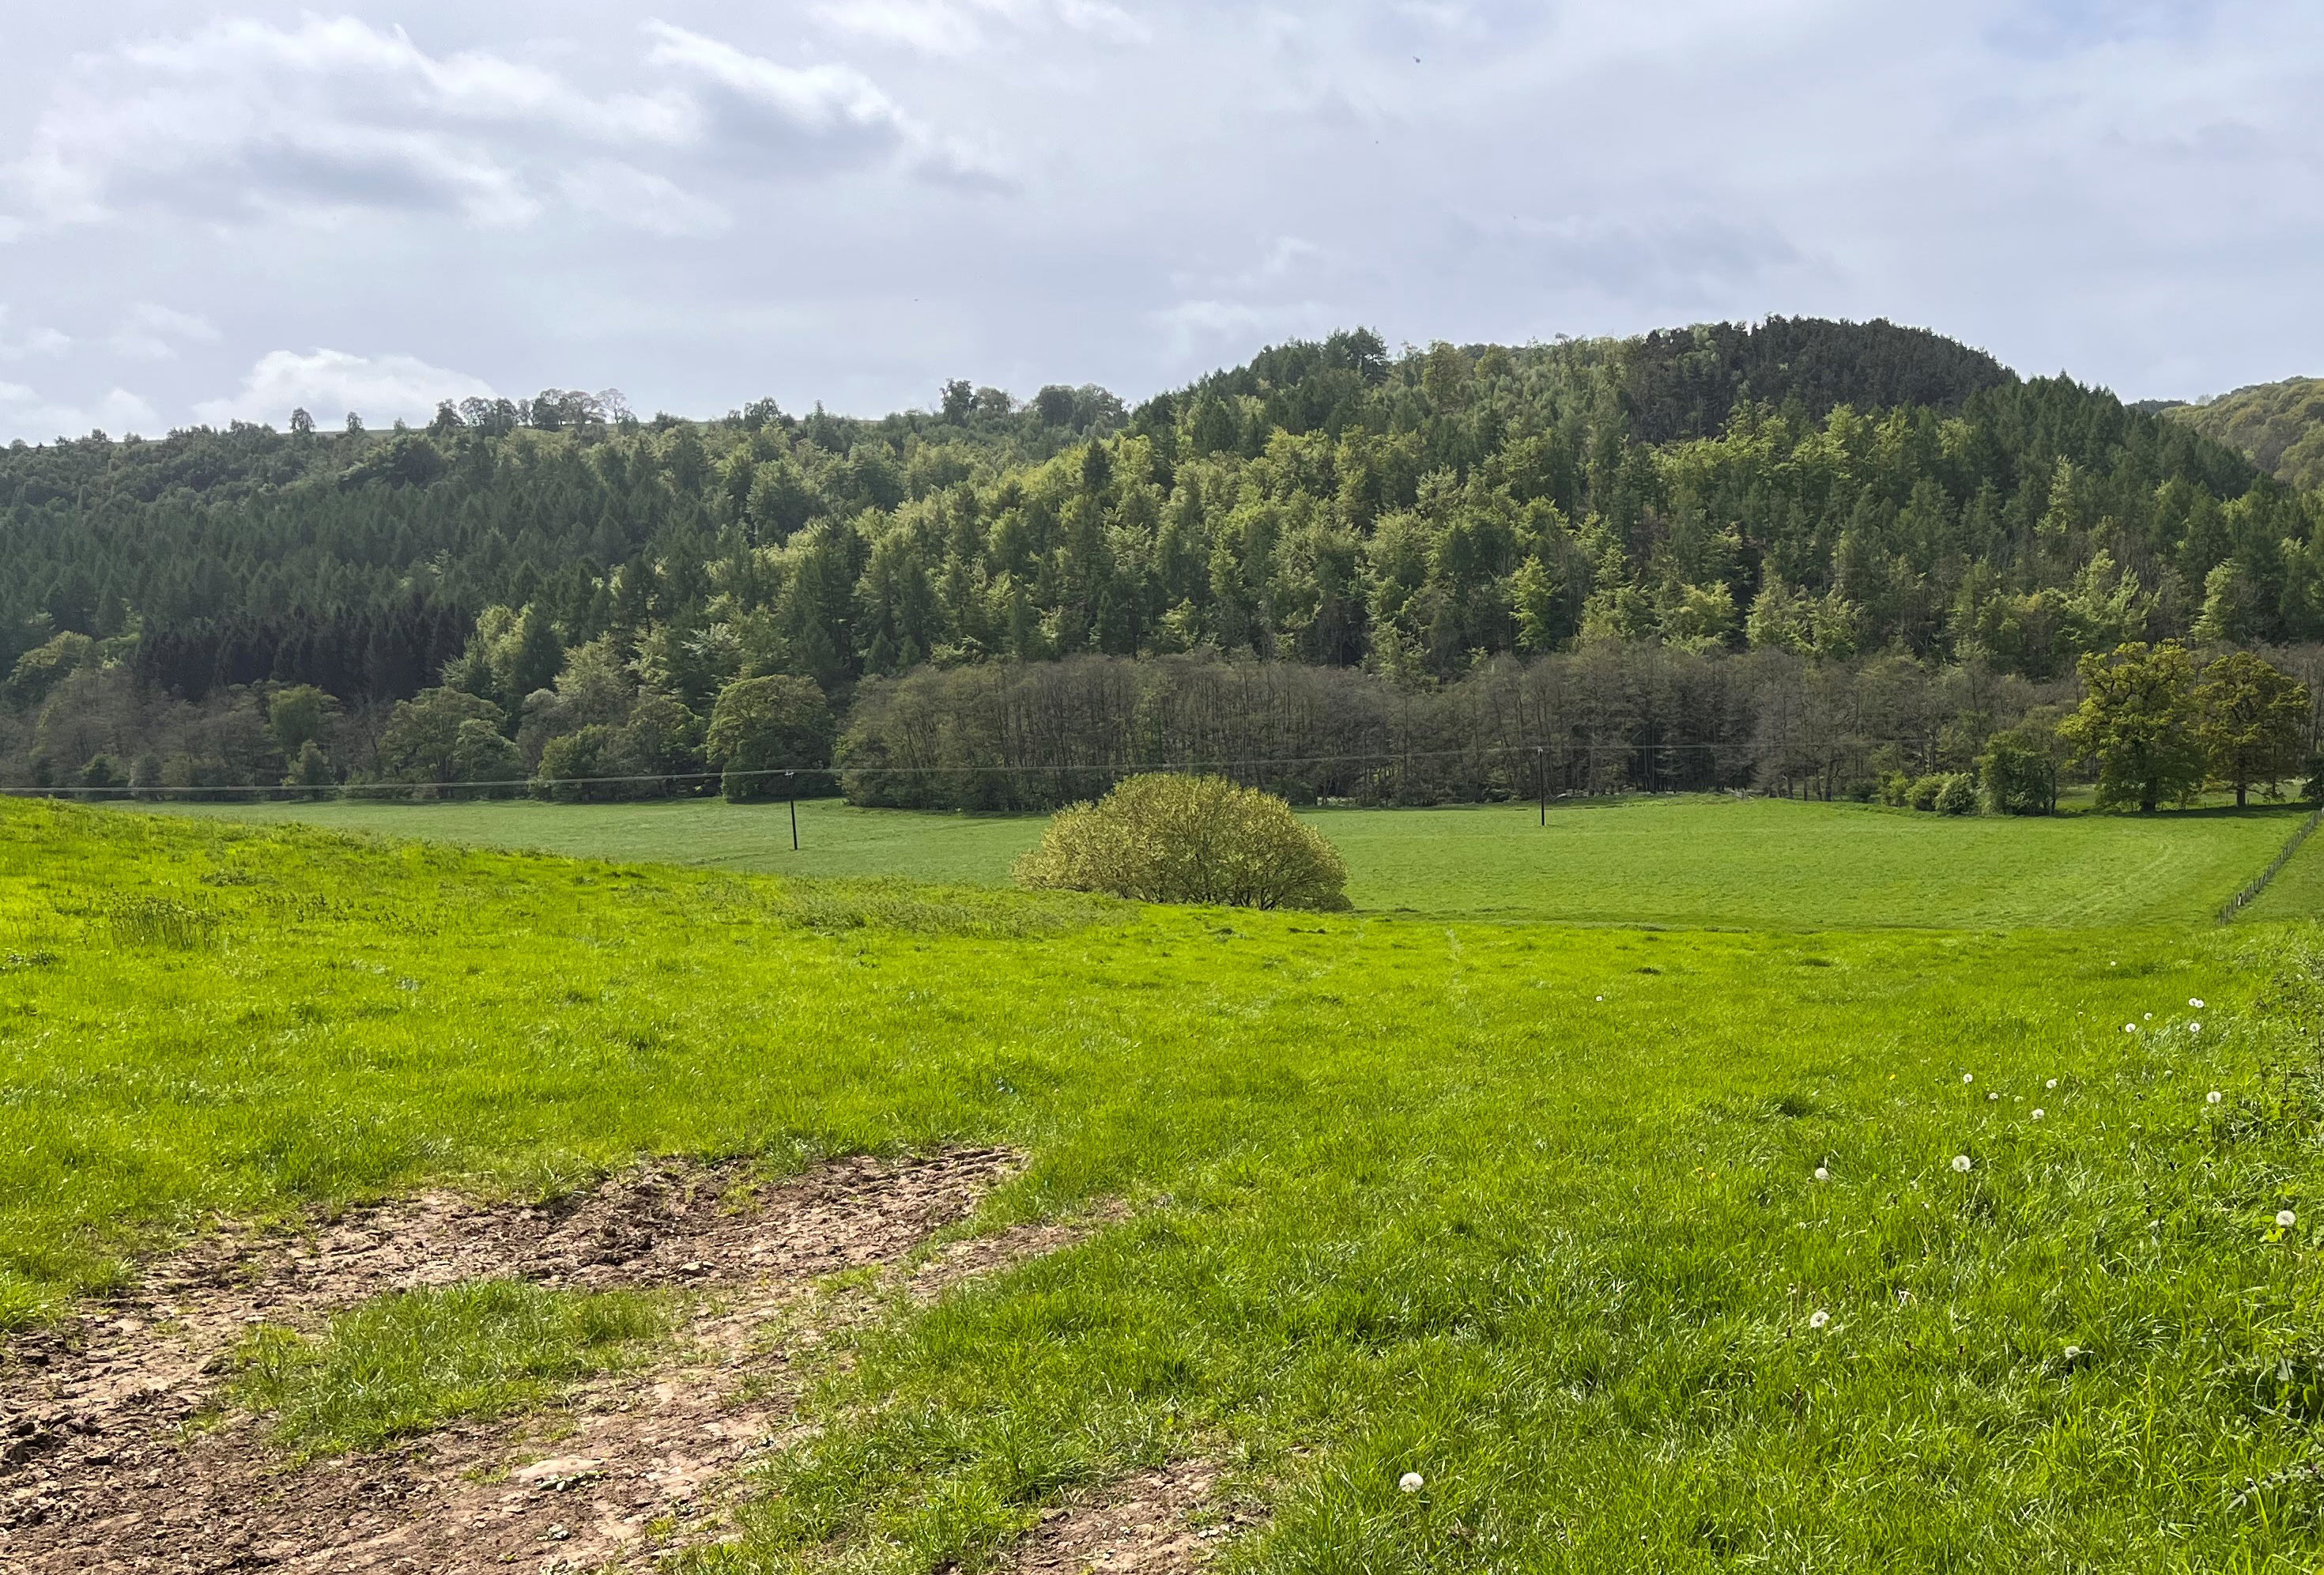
[1987,1092,1998,1102]
[1398,1471,1424,1493]
[1813,1166,1830,1183]
[2032,1109,2045,1120]
[2208,1090,2223,1105]
[1952,1155,1973,1173]
[2189,1022,2202,1034]
[2280,1210,2299,1229]
[2190,999,2205,1009]
[1963,1073,1975,1084]
[2125,1024,2138,1033]
[1809,1309,1831,1329]
[2046,1078,2058,1090]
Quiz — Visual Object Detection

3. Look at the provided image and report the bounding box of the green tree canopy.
[2194,650,2311,808]
[704,674,834,801]
[379,689,507,785]
[2059,642,2207,812]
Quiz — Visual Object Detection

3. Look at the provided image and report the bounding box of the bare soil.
[0,1148,1047,1573]
[1017,1459,1258,1575]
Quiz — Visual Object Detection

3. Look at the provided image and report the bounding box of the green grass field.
[2242,816,2324,923]
[145,794,2309,928]
[9,797,2324,1569]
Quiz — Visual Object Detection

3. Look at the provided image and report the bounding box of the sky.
[0,1,2318,442]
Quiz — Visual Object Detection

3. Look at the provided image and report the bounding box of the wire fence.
[2217,805,2324,924]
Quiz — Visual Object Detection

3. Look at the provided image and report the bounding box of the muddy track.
[0,1148,1032,1573]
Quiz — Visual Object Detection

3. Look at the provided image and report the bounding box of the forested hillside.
[5,316,2319,803]
[2164,376,2324,493]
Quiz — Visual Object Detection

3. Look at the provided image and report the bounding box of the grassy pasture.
[144,793,2307,928]
[9,799,2324,1568]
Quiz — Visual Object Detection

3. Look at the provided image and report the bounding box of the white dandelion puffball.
[1813,1166,1830,1183]
[2032,1109,2045,1120]
[2065,1344,2082,1359]
[1399,1471,1424,1493]
[2189,1022,2202,1035]
[1594,995,1603,1003]
[2125,1023,2139,1033]
[1987,1093,1998,1102]
[2208,1090,2223,1105]
[1952,1154,1973,1173]
[2280,1211,2299,1229]
[2144,1012,2152,1021]
[2190,999,2205,1009]
[1809,1309,1831,1329]
[2046,1078,2058,1090]
[1963,1073,1974,1084]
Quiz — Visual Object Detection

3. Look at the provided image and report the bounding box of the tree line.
[5,316,2321,805]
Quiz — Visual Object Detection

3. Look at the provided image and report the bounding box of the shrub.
[1907,775,1945,811]
[1934,772,1979,816]
[1013,773,1350,911]
[1980,742,2056,816]
[1877,771,1911,807]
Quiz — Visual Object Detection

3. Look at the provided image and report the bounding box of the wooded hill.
[4,315,2320,799]
[2162,376,2324,494]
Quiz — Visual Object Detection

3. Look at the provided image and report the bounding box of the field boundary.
[2220,806,2324,923]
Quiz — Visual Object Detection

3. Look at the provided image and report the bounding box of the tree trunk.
[2237,782,2249,809]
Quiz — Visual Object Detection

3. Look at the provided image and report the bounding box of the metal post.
[1537,746,1547,827]
[787,770,798,852]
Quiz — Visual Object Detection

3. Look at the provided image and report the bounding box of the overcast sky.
[0,2,2318,442]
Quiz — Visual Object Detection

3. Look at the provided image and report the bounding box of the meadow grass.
[143,794,2304,928]
[230,1280,672,1460]
[2243,817,2324,923]
[9,799,2324,1569]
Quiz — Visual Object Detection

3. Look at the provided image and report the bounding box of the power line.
[7,735,2006,799]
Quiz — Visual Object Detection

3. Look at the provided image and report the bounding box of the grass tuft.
[230,1279,672,1460]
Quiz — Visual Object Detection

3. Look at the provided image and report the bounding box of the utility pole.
[787,770,798,852]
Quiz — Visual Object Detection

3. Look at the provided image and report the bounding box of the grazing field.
[145,793,2307,928]
[8,798,2324,1569]
[2241,818,2324,923]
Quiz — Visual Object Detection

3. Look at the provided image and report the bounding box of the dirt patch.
[1017,1460,1254,1575]
[0,1147,1077,1573]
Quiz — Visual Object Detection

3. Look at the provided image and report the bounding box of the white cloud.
[193,349,494,429]
[0,381,158,442]
[559,161,733,237]
[0,308,72,362]
[811,0,1151,55]
[641,21,1006,184]
[108,304,223,361]
[0,15,980,236]
[1153,299,1335,358]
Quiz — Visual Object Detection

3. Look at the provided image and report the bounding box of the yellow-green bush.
[1013,773,1349,910]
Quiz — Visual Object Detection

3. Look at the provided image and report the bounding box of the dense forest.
[2164,376,2324,494]
[5,316,2321,806]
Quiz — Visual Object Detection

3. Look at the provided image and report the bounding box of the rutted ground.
[0,1148,1116,1573]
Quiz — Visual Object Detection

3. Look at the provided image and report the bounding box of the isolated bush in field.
[1934,772,1979,816]
[1013,773,1350,910]
[707,675,834,801]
